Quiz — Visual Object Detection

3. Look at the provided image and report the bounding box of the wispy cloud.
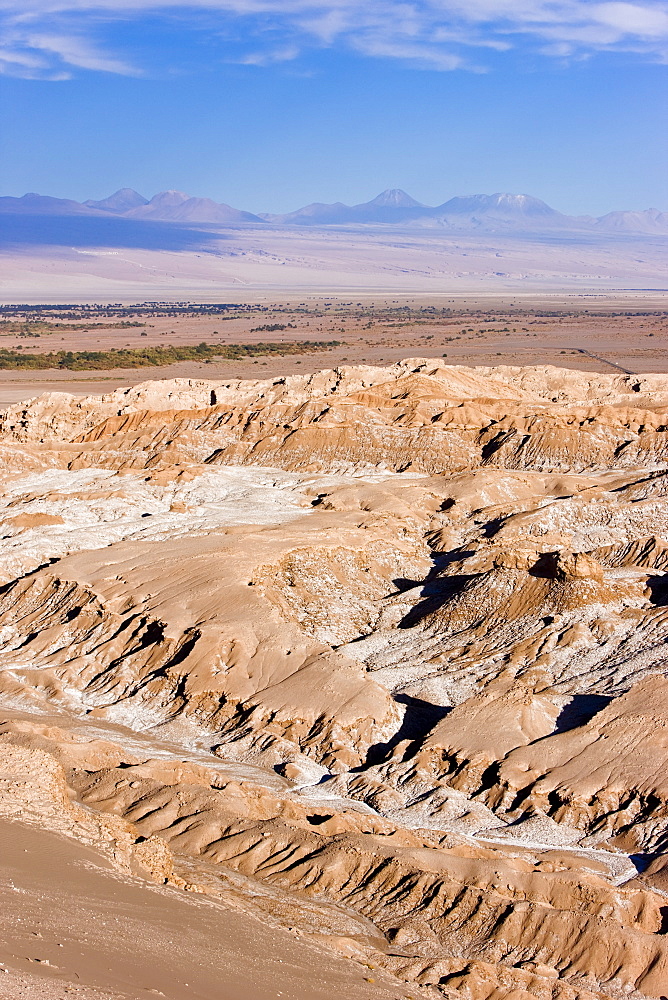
[26,32,138,72]
[349,35,471,72]
[238,44,300,65]
[1,0,667,78]
[0,17,141,77]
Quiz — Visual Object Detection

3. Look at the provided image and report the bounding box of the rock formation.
[1,360,667,999]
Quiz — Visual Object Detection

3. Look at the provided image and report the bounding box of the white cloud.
[239,44,300,64]
[0,0,666,78]
[0,17,140,76]
[0,46,45,67]
[0,43,72,78]
[593,1,668,36]
[352,37,468,70]
[25,32,139,72]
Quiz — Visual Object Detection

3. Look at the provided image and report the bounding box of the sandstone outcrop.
[1,361,668,999]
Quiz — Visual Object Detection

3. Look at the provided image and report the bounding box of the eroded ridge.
[1,359,668,999]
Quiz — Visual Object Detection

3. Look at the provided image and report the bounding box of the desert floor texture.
[1,222,665,303]
[0,296,666,406]
[1,314,668,999]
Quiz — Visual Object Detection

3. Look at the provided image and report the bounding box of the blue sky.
[0,1,666,215]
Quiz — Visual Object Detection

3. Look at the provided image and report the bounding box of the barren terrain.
[1,220,666,304]
[0,296,666,406]
[1,354,668,997]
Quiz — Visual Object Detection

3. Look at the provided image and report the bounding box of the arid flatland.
[0,294,666,405]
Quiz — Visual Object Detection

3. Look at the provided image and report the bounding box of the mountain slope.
[265,189,429,225]
[0,187,666,234]
[419,192,576,232]
[84,188,149,213]
[260,201,350,224]
[596,208,668,234]
[437,193,560,218]
[0,193,102,216]
[263,190,668,233]
[125,190,264,223]
[364,188,425,208]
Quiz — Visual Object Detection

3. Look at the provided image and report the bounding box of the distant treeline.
[251,323,296,332]
[0,320,146,336]
[0,302,274,320]
[0,340,341,371]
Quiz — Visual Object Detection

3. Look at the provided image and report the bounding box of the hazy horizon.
[2,185,666,220]
[1,1,667,217]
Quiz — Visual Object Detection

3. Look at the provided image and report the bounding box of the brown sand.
[0,293,666,406]
[1,359,668,998]
[0,820,399,1000]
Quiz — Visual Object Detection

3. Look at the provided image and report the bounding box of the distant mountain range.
[261,190,668,233]
[0,187,666,235]
[0,189,264,226]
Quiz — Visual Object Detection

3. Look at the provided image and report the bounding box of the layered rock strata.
[0,361,667,999]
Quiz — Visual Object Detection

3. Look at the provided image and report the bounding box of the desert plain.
[0,294,666,404]
[1,296,668,999]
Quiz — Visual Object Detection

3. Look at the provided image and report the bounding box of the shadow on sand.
[0,212,232,253]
